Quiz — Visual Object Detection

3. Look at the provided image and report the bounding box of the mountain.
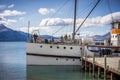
[0,24,28,41]
[41,35,59,40]
[93,32,110,41]
[0,24,58,41]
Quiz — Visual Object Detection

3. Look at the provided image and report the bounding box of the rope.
[75,0,101,33]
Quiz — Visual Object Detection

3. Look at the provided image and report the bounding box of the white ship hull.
[26,43,83,65]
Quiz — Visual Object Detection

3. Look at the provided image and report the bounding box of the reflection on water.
[27,66,102,80]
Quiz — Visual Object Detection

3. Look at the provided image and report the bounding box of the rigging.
[75,0,101,33]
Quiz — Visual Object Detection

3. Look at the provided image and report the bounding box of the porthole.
[57,46,59,49]
[66,59,68,61]
[80,48,82,50]
[73,59,75,61]
[70,47,73,49]
[50,46,52,48]
[63,47,66,49]
[40,45,42,48]
[56,58,58,60]
[79,58,81,61]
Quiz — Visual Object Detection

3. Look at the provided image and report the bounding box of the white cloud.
[39,18,72,26]
[0,10,26,17]
[18,26,53,34]
[40,26,53,33]
[0,5,6,9]
[19,17,24,20]
[38,8,55,15]
[19,27,39,33]
[0,17,16,25]
[39,12,120,28]
[8,4,14,8]
[37,12,120,36]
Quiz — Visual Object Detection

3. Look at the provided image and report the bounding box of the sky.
[0,0,120,37]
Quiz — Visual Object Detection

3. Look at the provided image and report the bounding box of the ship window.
[70,47,73,49]
[118,23,120,29]
[63,47,66,49]
[57,46,59,49]
[40,45,42,48]
[50,46,52,48]
[73,59,75,61]
[56,58,58,60]
[66,59,68,61]
[79,58,81,61]
[80,48,82,50]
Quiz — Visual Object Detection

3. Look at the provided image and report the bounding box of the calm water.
[0,42,102,80]
[0,42,26,80]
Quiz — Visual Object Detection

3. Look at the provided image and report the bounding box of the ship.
[26,0,106,65]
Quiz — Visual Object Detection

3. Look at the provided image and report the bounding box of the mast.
[72,0,77,41]
[28,21,30,42]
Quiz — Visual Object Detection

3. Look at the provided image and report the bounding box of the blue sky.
[0,0,120,37]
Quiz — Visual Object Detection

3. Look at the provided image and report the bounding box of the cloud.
[39,12,120,28]
[0,10,26,25]
[19,27,39,33]
[39,18,73,26]
[0,10,26,17]
[0,17,16,25]
[38,8,55,15]
[19,17,24,20]
[8,4,14,8]
[0,5,6,9]
[18,26,53,34]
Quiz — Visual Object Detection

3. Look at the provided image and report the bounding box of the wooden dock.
[82,56,120,80]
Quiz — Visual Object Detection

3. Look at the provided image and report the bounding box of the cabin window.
[40,45,42,48]
[63,47,66,49]
[57,46,59,49]
[50,46,52,48]
[70,47,73,49]
[56,58,58,60]
[118,23,120,29]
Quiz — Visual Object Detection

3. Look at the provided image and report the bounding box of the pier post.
[104,55,107,80]
[93,53,95,78]
[84,48,87,71]
[98,67,101,78]
[110,72,113,80]
[89,63,92,73]
[85,54,87,71]
[118,60,120,70]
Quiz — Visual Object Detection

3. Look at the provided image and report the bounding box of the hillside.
[0,24,58,41]
[0,24,28,41]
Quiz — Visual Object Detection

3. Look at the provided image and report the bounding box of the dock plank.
[82,57,120,75]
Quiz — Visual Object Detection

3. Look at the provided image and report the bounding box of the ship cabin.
[111,22,120,46]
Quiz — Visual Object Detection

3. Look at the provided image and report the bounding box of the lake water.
[0,42,26,80]
[0,42,102,80]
